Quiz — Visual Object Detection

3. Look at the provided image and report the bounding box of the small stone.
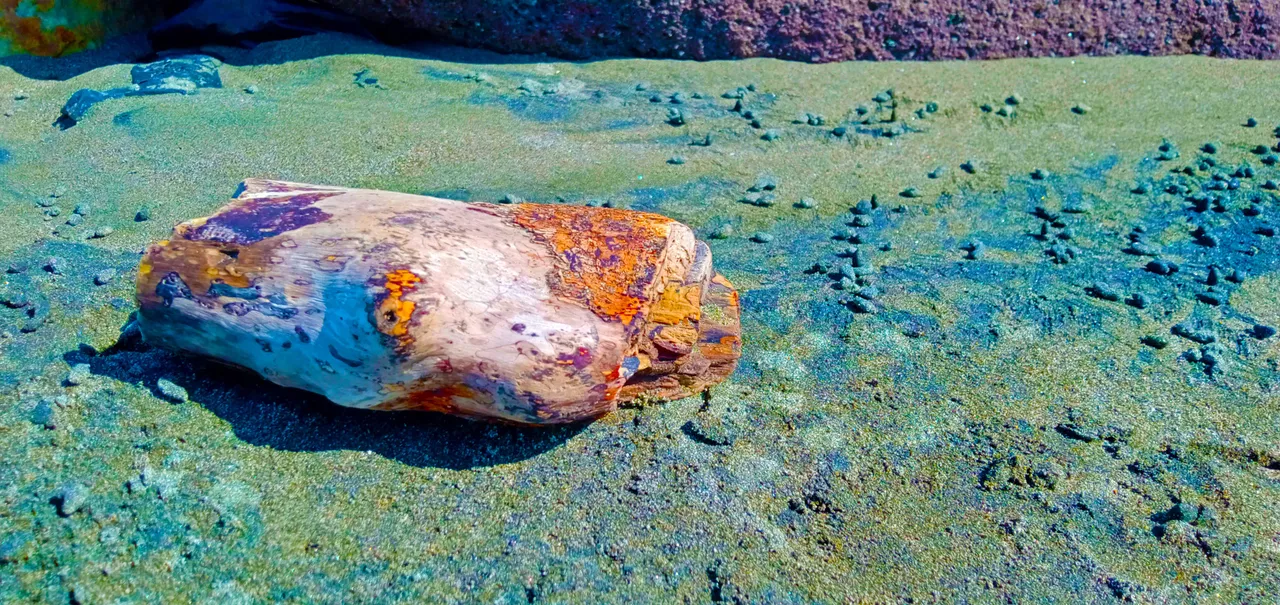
[831,125,847,137]
[93,269,116,286]
[1005,93,1023,106]
[761,129,780,141]
[669,92,686,105]
[847,298,876,314]
[499,194,523,204]
[135,206,151,222]
[900,187,921,198]
[6,262,27,274]
[1142,335,1169,349]
[1131,182,1149,194]
[65,363,92,386]
[1245,117,1258,127]
[963,240,986,260]
[795,197,816,209]
[665,107,685,126]
[1201,142,1218,154]
[980,103,993,113]
[1146,260,1179,275]
[1196,290,1228,306]
[73,203,90,216]
[92,226,114,239]
[928,166,946,179]
[1172,322,1216,344]
[1126,293,1149,309]
[1071,104,1091,115]
[0,291,28,309]
[708,225,734,239]
[1087,283,1122,302]
[29,400,56,428]
[156,378,189,403]
[749,232,774,244]
[1206,266,1222,286]
[1253,324,1277,339]
[995,105,1013,117]
[851,199,874,215]
[667,156,686,165]
[635,82,649,91]
[53,483,90,516]
[245,85,259,94]
[748,176,777,192]
[1062,197,1093,213]
[65,214,82,227]
[960,160,978,174]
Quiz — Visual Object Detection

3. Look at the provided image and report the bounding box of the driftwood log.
[135,180,741,425]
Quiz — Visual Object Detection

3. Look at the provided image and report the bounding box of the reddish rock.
[314,0,1280,61]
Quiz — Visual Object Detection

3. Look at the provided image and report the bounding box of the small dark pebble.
[928,166,946,179]
[1126,293,1149,309]
[1030,168,1047,180]
[750,232,774,243]
[1206,266,1221,286]
[1196,290,1228,306]
[1253,324,1277,339]
[667,155,686,165]
[959,160,977,174]
[1201,142,1218,154]
[900,187,921,198]
[1142,335,1169,349]
[135,206,152,221]
[795,198,816,209]
[761,129,780,141]
[43,257,62,274]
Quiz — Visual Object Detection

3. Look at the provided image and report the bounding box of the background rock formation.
[314,0,1280,61]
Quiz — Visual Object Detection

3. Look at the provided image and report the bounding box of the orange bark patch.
[509,204,673,326]
[373,383,476,413]
[374,269,421,349]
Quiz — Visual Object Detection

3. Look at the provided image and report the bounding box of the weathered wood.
[136,179,741,424]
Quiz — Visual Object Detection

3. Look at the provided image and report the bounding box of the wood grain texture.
[136,179,741,424]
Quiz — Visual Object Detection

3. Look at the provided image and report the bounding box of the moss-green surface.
[0,34,1278,603]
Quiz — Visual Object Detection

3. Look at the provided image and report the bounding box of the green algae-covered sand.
[1,34,1278,603]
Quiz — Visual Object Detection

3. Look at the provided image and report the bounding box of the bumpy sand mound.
[315,0,1280,61]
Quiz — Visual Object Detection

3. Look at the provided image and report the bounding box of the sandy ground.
[0,33,1278,603]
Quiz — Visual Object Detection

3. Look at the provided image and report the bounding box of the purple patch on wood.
[186,192,340,244]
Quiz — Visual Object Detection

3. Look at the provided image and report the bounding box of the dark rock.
[303,1,1280,64]
[1253,324,1277,339]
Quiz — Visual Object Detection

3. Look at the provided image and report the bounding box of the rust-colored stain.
[374,269,421,344]
[509,203,672,327]
[372,383,475,413]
